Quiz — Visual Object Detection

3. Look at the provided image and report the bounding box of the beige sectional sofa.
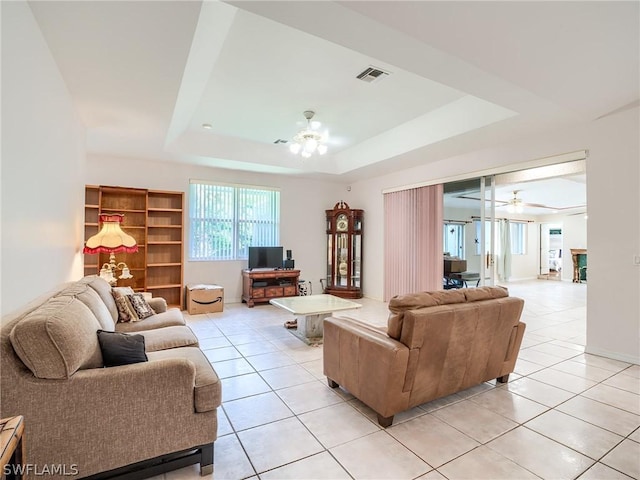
[0,276,220,479]
[323,286,526,426]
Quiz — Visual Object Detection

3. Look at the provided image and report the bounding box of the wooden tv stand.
[242,269,300,307]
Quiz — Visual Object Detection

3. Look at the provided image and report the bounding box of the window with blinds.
[189,181,280,261]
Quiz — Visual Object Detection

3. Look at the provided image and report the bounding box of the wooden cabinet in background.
[242,269,300,307]
[84,185,184,308]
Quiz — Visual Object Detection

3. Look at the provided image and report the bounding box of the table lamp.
[83,214,138,285]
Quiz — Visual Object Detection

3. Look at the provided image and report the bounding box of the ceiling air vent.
[356,66,390,83]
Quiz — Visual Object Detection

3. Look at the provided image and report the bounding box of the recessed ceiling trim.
[495,158,586,185]
[382,150,588,194]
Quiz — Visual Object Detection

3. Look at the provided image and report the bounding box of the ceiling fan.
[506,190,524,213]
[499,190,548,213]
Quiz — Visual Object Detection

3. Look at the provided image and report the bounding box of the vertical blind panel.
[384,184,443,301]
[236,188,280,257]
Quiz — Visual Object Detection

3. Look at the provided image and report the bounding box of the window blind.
[189,182,280,261]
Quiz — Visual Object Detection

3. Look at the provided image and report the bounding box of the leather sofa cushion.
[56,281,116,331]
[147,347,221,413]
[140,325,199,352]
[464,286,509,302]
[388,292,439,340]
[387,287,510,341]
[10,296,103,379]
[115,308,185,332]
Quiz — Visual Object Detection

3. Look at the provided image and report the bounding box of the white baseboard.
[584,346,639,365]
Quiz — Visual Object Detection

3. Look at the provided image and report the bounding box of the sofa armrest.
[11,358,213,477]
[148,297,167,313]
[327,314,387,336]
[500,321,527,379]
[323,316,410,419]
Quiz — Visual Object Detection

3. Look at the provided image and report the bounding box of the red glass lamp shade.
[83,214,138,254]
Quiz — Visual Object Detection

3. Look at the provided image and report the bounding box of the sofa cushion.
[97,330,148,367]
[388,292,439,339]
[84,275,118,323]
[147,347,221,413]
[9,296,103,379]
[140,326,198,352]
[115,308,185,332]
[464,286,509,302]
[388,291,440,314]
[56,282,116,331]
[428,289,467,305]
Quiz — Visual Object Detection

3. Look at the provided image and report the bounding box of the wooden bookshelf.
[83,185,184,308]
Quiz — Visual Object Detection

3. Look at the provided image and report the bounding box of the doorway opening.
[443,158,586,288]
[539,224,563,280]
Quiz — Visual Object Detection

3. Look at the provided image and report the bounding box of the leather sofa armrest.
[148,297,167,313]
[323,316,410,419]
[327,315,387,335]
[500,321,527,379]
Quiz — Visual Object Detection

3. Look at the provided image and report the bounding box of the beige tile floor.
[162,280,639,480]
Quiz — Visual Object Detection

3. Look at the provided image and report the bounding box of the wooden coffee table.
[269,294,361,345]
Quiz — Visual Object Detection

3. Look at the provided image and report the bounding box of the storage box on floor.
[186,284,224,314]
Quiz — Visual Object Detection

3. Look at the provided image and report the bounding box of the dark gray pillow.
[97,330,148,367]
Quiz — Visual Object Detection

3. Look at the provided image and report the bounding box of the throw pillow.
[96,330,148,367]
[125,293,156,321]
[111,286,136,322]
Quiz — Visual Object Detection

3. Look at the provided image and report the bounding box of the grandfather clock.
[324,201,363,299]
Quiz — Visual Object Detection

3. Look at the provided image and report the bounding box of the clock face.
[336,214,348,232]
[338,261,348,276]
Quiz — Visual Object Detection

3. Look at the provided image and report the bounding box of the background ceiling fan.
[498,190,547,213]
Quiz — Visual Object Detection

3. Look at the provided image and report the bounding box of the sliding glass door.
[443,175,496,288]
[479,175,497,286]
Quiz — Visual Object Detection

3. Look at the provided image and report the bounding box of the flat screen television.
[248,246,283,270]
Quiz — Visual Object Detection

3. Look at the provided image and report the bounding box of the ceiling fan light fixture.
[289,143,301,154]
[304,137,318,153]
[507,190,524,214]
[289,110,329,158]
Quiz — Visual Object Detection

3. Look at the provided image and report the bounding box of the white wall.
[351,106,639,363]
[86,155,344,302]
[1,1,86,316]
[585,108,639,364]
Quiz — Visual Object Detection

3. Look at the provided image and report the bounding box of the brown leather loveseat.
[323,286,526,426]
